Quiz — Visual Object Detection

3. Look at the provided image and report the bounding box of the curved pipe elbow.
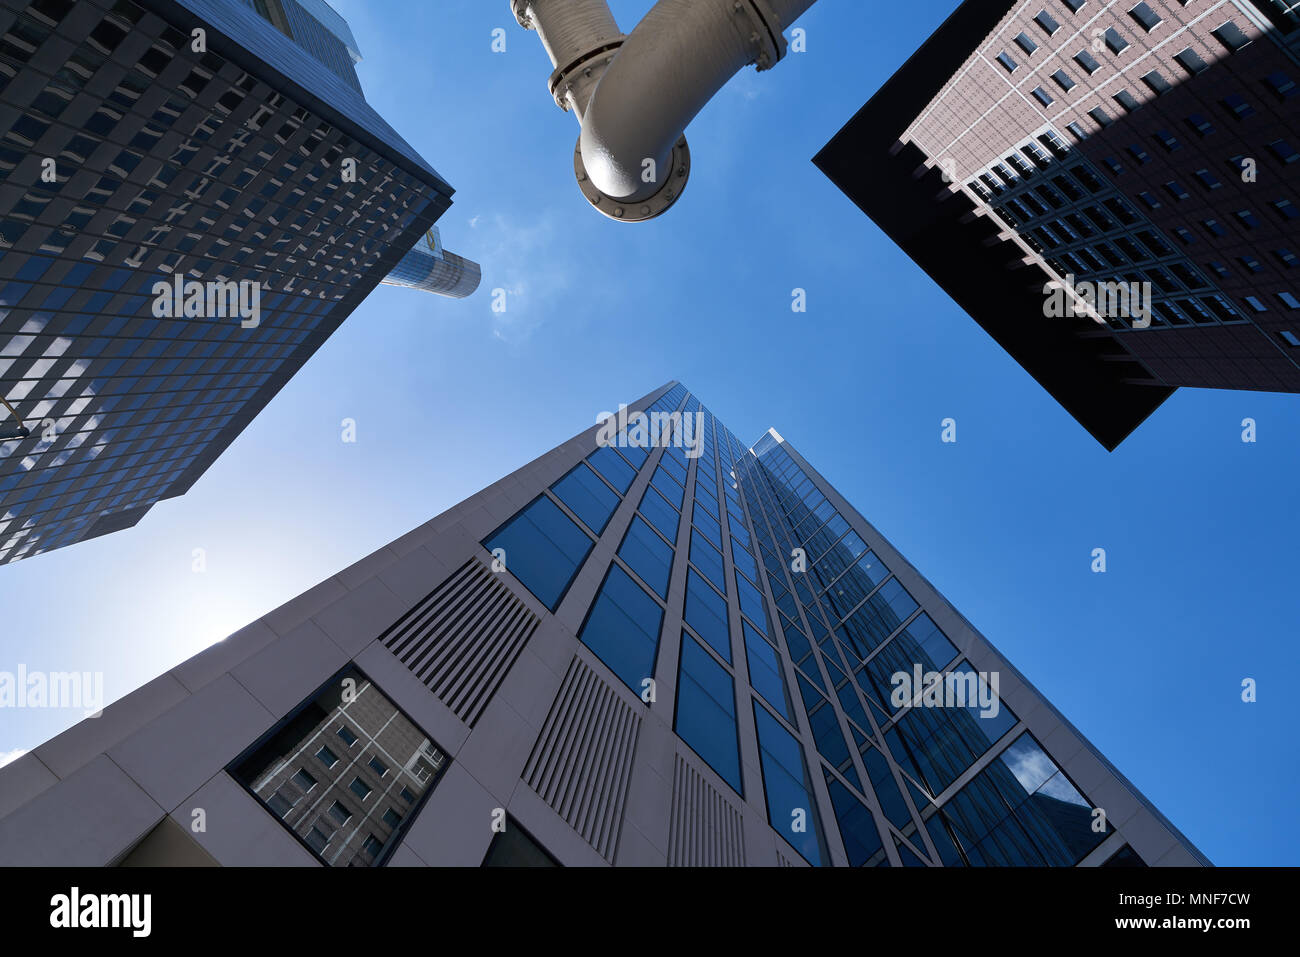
[578,0,756,203]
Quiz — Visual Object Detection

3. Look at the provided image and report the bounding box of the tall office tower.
[0,0,478,566]
[0,381,1207,867]
[817,0,1300,449]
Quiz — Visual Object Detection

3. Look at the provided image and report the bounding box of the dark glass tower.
[0,0,477,566]
[816,0,1300,449]
[0,381,1207,867]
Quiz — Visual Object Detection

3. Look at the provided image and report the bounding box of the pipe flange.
[736,0,787,71]
[575,134,691,223]
[548,37,626,112]
[509,0,533,29]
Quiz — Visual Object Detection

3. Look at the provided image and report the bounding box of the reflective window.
[579,565,664,693]
[228,667,447,867]
[885,661,1017,796]
[742,620,792,721]
[638,483,680,541]
[837,578,918,659]
[689,530,726,591]
[675,633,743,794]
[753,701,825,865]
[587,446,636,493]
[822,769,884,866]
[735,571,768,631]
[935,734,1109,865]
[483,495,593,611]
[551,462,619,534]
[619,516,674,598]
[683,568,731,662]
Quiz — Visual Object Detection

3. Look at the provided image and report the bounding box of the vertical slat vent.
[380,558,538,727]
[522,656,641,863]
[667,753,746,866]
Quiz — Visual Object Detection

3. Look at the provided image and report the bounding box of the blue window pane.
[675,634,743,794]
[658,453,688,487]
[619,516,674,598]
[735,571,768,631]
[579,565,664,693]
[858,613,959,715]
[731,539,759,583]
[884,661,1018,796]
[684,569,731,662]
[938,733,1106,866]
[693,502,722,547]
[551,462,619,534]
[615,436,649,468]
[639,484,680,541]
[837,578,918,659]
[862,746,912,829]
[689,531,726,591]
[823,769,884,866]
[753,702,825,866]
[743,620,792,720]
[651,466,684,508]
[588,446,637,493]
[694,480,719,518]
[484,496,592,610]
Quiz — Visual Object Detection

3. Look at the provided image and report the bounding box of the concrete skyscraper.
[0,381,1206,867]
[0,0,478,566]
[817,0,1300,449]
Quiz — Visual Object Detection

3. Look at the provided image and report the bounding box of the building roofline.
[813,0,1174,451]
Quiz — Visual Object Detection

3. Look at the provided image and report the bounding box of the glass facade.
[478,381,1126,866]
[0,0,467,564]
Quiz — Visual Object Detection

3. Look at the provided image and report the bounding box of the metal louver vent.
[381,558,538,727]
[668,753,746,866]
[522,656,641,863]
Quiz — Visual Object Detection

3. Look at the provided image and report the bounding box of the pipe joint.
[735,0,787,71]
[575,134,691,222]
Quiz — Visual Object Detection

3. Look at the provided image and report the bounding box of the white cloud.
[0,749,28,768]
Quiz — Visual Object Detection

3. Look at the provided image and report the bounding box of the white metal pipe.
[582,0,819,203]
[516,0,819,217]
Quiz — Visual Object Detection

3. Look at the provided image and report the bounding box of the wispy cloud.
[0,749,28,768]
[472,211,575,344]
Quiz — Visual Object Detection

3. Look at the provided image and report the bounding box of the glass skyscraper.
[0,381,1206,867]
[0,0,477,566]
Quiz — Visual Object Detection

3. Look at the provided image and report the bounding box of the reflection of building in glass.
[817,0,1300,449]
[0,0,477,566]
[0,382,1208,868]
[230,668,447,867]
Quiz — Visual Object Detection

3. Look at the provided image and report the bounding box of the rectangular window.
[620,516,674,597]
[675,633,743,794]
[1129,3,1161,31]
[586,446,637,493]
[753,702,825,865]
[684,568,731,663]
[228,667,447,867]
[742,620,792,721]
[551,462,619,534]
[1174,47,1207,75]
[483,495,594,611]
[579,564,664,692]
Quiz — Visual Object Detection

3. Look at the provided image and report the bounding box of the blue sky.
[2,0,1296,865]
